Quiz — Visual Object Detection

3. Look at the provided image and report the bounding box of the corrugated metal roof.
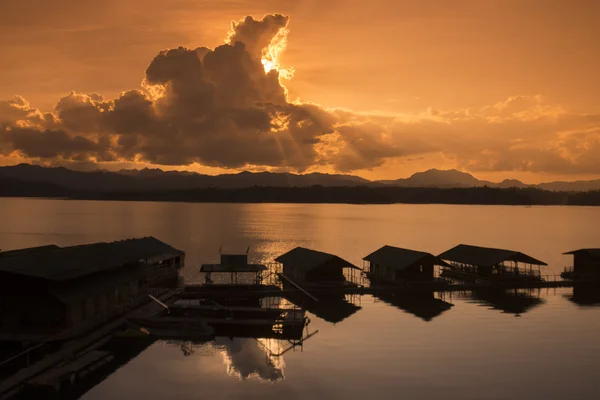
[274,247,359,271]
[0,237,183,281]
[363,245,450,270]
[438,244,547,267]
[563,248,600,259]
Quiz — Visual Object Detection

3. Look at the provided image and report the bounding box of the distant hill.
[537,179,600,192]
[0,177,70,197]
[1,164,599,192]
[380,169,488,188]
[116,169,373,189]
[379,169,600,191]
[0,164,373,191]
[1,174,599,206]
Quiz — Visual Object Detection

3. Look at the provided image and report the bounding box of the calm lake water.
[1,198,599,399]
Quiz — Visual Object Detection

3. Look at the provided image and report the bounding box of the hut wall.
[282,259,346,283]
[65,276,141,329]
[574,253,600,277]
[369,260,435,282]
[305,260,346,283]
[371,263,395,281]
[395,262,435,281]
[478,265,493,278]
[0,294,65,332]
[66,300,85,328]
[282,263,305,282]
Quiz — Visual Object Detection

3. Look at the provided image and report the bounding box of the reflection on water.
[1,200,600,399]
[164,338,286,382]
[160,331,322,384]
[287,293,362,324]
[565,283,600,307]
[217,337,284,382]
[458,288,545,316]
[372,291,453,321]
[75,288,600,400]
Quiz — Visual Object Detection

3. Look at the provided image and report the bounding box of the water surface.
[1,199,599,399]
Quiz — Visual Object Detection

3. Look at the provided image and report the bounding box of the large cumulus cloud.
[1,14,599,176]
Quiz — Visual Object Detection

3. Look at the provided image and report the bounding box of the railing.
[541,274,564,283]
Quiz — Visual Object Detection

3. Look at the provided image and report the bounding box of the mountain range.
[0,164,599,192]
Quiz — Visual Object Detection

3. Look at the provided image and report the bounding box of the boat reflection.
[372,291,454,321]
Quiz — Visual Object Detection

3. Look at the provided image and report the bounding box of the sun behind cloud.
[260,26,294,80]
[1,14,600,181]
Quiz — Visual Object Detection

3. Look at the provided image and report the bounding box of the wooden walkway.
[0,289,180,400]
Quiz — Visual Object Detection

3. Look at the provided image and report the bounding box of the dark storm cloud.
[1,15,600,175]
[0,126,113,161]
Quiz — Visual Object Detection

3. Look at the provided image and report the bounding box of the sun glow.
[261,27,295,80]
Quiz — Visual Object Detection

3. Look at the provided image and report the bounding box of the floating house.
[438,244,547,282]
[186,250,280,304]
[363,245,450,284]
[274,247,361,289]
[562,249,600,279]
[200,252,268,285]
[0,237,184,341]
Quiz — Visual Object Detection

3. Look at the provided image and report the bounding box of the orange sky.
[1,0,600,183]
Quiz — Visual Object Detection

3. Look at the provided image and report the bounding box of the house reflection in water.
[284,292,362,324]
[372,291,453,321]
[565,284,600,307]
[463,288,545,316]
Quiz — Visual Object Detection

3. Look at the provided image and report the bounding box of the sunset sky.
[1,0,599,183]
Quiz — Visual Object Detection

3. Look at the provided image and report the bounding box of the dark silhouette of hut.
[0,237,184,341]
[200,252,268,285]
[562,249,600,279]
[274,247,361,289]
[363,246,450,283]
[438,244,547,282]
